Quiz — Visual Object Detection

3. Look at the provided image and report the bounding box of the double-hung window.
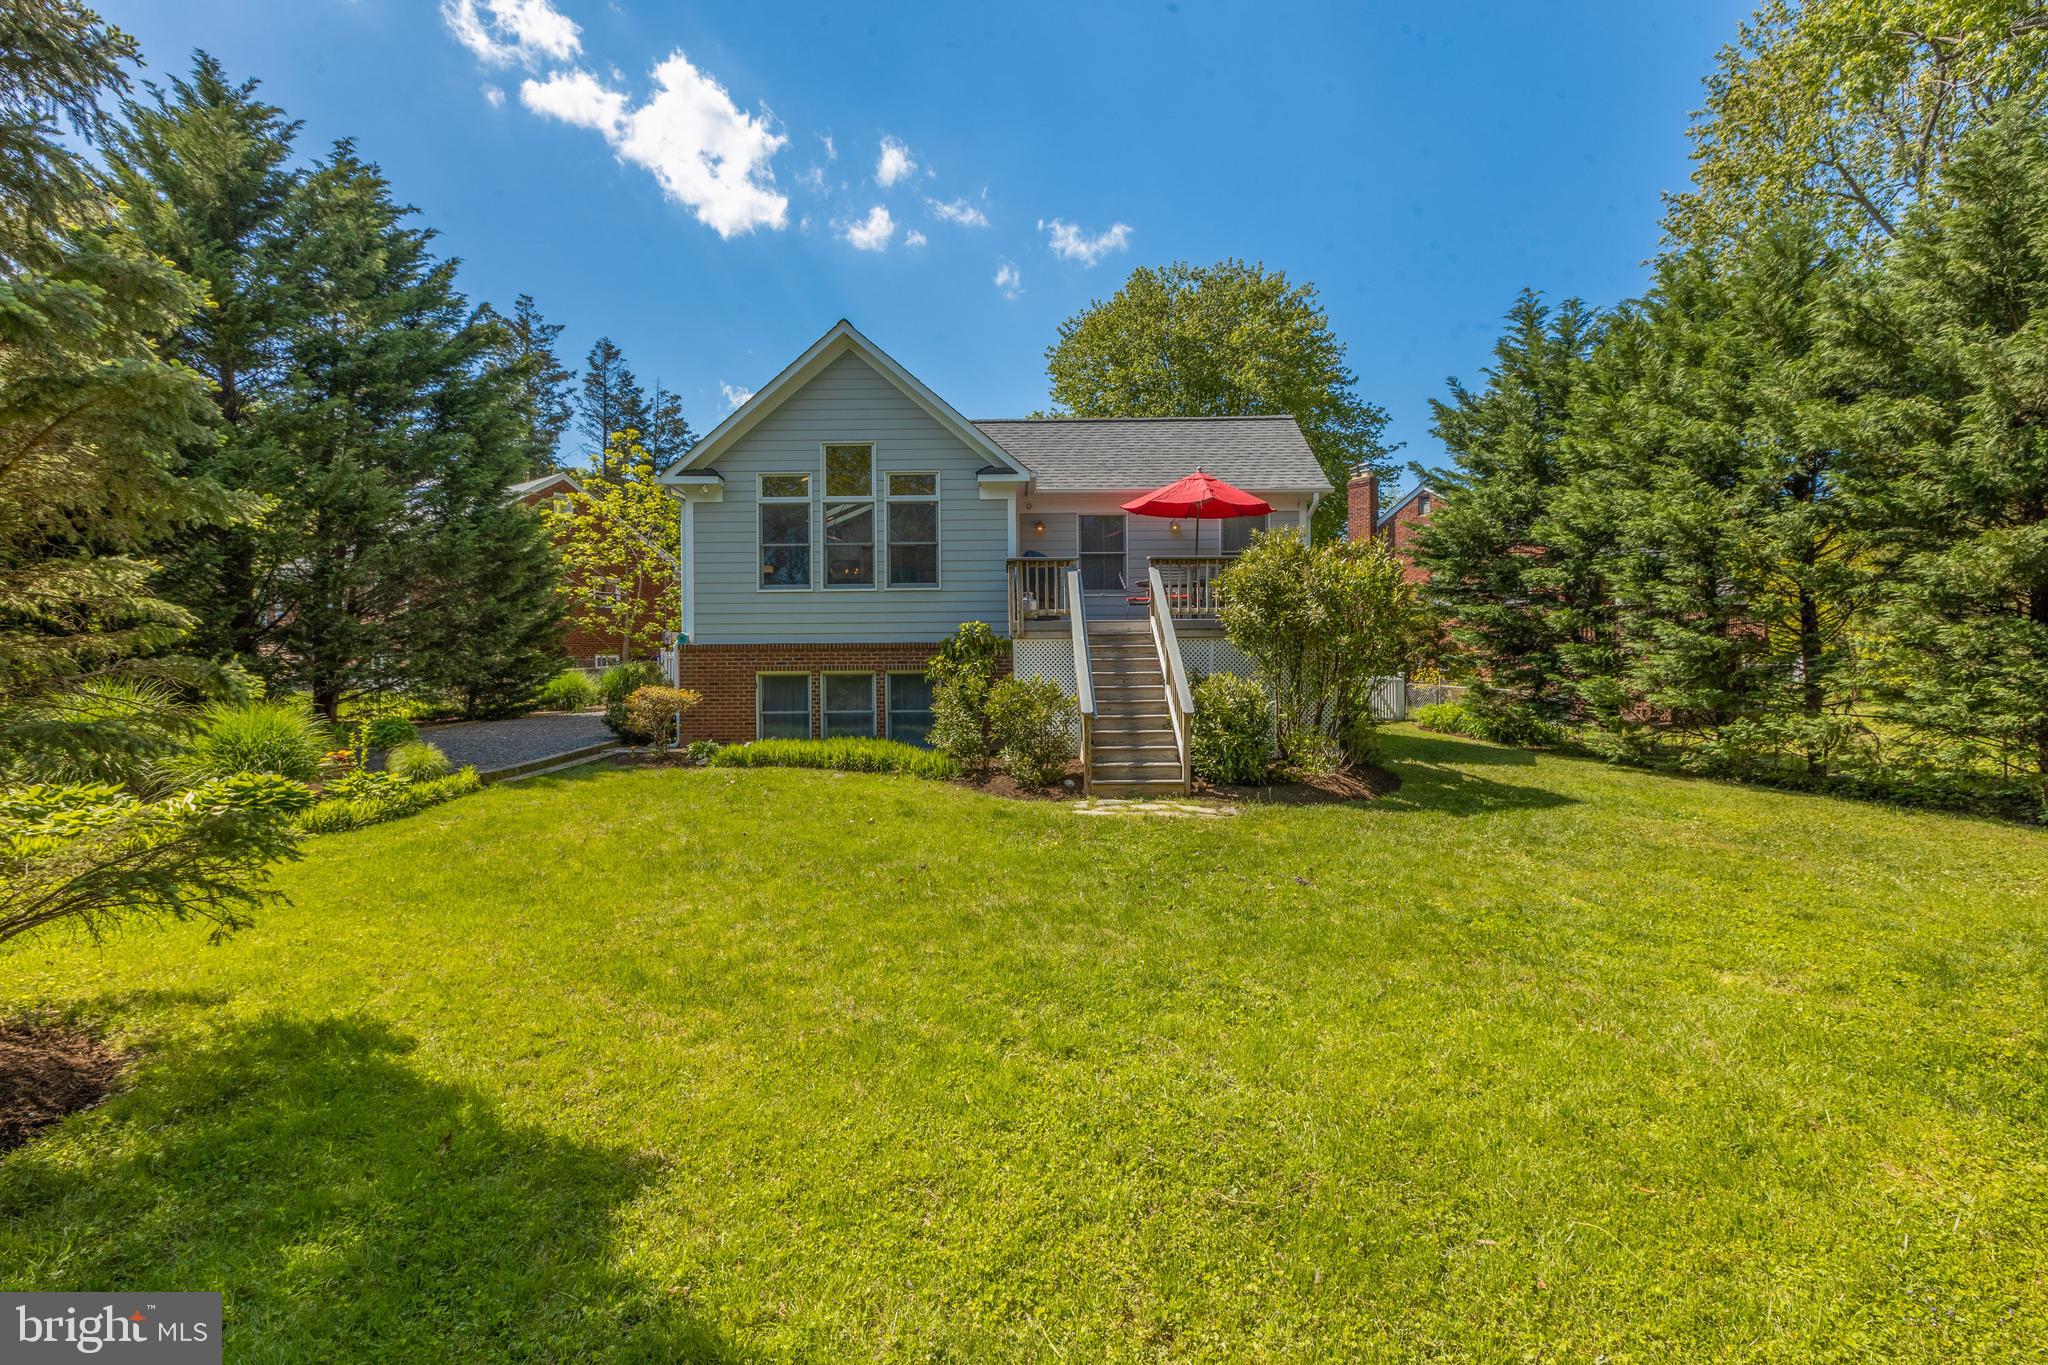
[759,473,811,588]
[757,673,811,739]
[1220,514,1269,556]
[886,472,939,587]
[823,444,875,588]
[887,672,935,747]
[823,673,877,738]
[1079,514,1126,591]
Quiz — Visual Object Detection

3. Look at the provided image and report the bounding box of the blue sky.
[96,0,1751,488]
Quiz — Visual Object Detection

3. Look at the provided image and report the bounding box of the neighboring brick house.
[1345,472,1437,585]
[509,471,670,670]
[653,319,1331,792]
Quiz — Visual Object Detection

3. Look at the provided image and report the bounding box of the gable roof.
[1377,483,1437,528]
[662,320,1031,482]
[972,415,1330,494]
[507,471,582,500]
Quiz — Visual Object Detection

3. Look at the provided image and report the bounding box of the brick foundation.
[676,642,965,742]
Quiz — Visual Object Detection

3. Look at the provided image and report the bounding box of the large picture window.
[757,673,811,739]
[759,473,811,588]
[887,672,935,748]
[823,443,875,588]
[1079,513,1126,591]
[886,472,939,587]
[823,673,877,738]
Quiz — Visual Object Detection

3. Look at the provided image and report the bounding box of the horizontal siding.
[694,352,1009,644]
[1014,494,1310,576]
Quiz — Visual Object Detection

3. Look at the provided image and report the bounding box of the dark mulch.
[1198,762,1402,806]
[1,1019,125,1154]
[950,767,1086,802]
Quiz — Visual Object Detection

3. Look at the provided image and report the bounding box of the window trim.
[884,470,942,590]
[756,671,813,740]
[819,441,878,592]
[757,472,814,592]
[821,670,879,739]
[1078,512,1128,593]
[887,670,936,747]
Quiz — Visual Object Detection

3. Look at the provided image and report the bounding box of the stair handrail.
[1068,567,1093,794]
[1146,565,1195,792]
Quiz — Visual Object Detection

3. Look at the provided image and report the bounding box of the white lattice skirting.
[1012,636,1082,743]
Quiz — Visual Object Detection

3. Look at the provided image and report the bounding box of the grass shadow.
[1371,730,1579,817]
[0,1013,742,1362]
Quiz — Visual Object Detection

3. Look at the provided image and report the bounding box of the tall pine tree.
[580,335,646,471]
[476,292,574,479]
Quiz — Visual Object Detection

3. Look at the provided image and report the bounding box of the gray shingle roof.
[971,415,1330,494]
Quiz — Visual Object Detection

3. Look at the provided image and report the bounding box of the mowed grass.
[3,728,2046,1361]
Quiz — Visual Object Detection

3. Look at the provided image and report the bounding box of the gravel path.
[419,711,613,775]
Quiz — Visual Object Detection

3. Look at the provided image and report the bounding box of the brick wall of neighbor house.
[676,642,992,742]
[1346,473,1380,545]
[1383,492,1435,586]
[516,479,666,669]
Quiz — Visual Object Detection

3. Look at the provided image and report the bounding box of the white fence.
[1368,678,1469,721]
[658,647,679,686]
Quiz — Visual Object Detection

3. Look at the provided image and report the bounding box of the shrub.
[620,686,700,746]
[706,738,958,779]
[685,739,723,764]
[927,622,1006,774]
[297,768,482,835]
[1412,700,1479,735]
[363,716,419,750]
[387,741,453,782]
[536,670,598,712]
[1413,699,1566,748]
[1190,673,1272,784]
[169,701,330,784]
[598,661,662,706]
[986,676,1076,788]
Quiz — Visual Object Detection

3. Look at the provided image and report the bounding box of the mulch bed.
[1198,763,1401,806]
[1,1019,125,1154]
[949,767,1086,802]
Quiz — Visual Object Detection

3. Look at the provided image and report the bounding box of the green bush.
[927,622,1007,774]
[620,686,700,745]
[597,661,662,706]
[1413,699,1567,749]
[1189,673,1272,784]
[986,676,1076,788]
[387,741,453,782]
[298,768,481,835]
[168,701,330,784]
[536,670,598,711]
[685,739,723,764]
[363,716,419,750]
[1412,700,1479,735]
[706,738,958,779]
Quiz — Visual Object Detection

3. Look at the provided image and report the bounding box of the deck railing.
[1069,567,1094,795]
[1007,557,1077,635]
[1146,565,1196,793]
[1148,556,1230,620]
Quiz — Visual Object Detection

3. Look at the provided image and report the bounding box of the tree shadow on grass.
[1371,731,1580,817]
[0,1013,743,1363]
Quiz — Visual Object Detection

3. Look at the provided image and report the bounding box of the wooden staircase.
[1085,621,1188,797]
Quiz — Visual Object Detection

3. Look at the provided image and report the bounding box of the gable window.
[757,673,811,739]
[1078,514,1126,591]
[886,472,940,587]
[759,473,811,588]
[888,672,935,748]
[1220,514,1269,556]
[823,673,877,738]
[823,443,875,588]
[1415,494,1431,517]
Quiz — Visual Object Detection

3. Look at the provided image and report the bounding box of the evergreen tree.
[640,378,697,469]
[1413,291,1600,718]
[476,292,574,478]
[1825,112,2048,804]
[580,335,646,469]
[103,52,301,660]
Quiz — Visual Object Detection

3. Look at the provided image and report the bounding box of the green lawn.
[3,729,2045,1361]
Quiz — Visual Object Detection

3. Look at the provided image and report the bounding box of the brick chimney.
[1347,473,1380,543]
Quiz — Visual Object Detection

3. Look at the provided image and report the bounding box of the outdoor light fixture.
[1170,520,1182,534]
[1032,519,1045,535]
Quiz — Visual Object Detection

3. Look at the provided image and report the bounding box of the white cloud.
[994,259,1022,299]
[904,229,927,248]
[928,195,989,228]
[840,204,894,252]
[796,164,827,193]
[1040,217,1132,266]
[481,84,505,107]
[820,132,837,160]
[522,53,789,238]
[720,382,754,409]
[875,135,916,187]
[443,0,581,69]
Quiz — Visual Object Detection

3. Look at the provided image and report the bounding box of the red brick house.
[1345,473,1437,585]
[510,471,671,670]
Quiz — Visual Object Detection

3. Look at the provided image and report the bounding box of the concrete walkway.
[419,711,614,778]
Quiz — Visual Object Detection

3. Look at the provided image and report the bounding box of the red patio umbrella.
[1121,468,1272,557]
